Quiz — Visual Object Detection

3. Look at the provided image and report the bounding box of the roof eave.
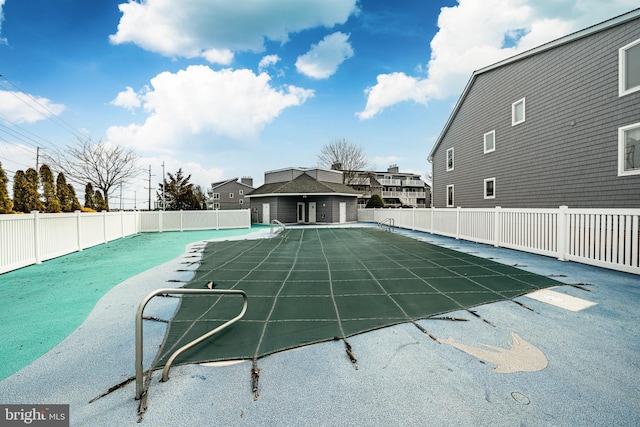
[427,7,640,162]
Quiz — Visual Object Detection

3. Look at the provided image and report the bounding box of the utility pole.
[35,147,40,170]
[147,165,152,211]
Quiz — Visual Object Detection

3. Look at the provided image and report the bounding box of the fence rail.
[358,206,640,275]
[0,209,251,274]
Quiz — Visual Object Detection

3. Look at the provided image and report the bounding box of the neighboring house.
[350,165,431,208]
[246,167,361,224]
[428,9,640,208]
[207,177,254,210]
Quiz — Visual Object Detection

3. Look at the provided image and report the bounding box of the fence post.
[121,210,125,238]
[103,210,108,243]
[76,210,83,251]
[159,210,163,233]
[180,210,184,232]
[494,206,501,247]
[411,206,416,230]
[557,205,568,261]
[455,206,461,240]
[430,207,434,234]
[32,211,41,264]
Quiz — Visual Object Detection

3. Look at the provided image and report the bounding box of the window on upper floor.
[619,39,640,96]
[446,147,454,171]
[213,193,220,200]
[484,130,495,153]
[446,184,454,207]
[619,122,640,176]
[512,98,525,125]
[484,178,496,199]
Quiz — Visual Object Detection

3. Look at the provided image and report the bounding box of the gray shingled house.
[246,167,360,224]
[428,9,640,208]
[207,177,254,210]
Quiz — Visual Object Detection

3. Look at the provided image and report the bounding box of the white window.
[484,178,496,199]
[446,147,454,171]
[213,193,220,200]
[619,39,640,96]
[239,199,244,204]
[484,130,495,153]
[229,193,234,198]
[239,189,244,195]
[512,98,525,126]
[214,203,220,209]
[446,184,454,207]
[618,122,640,176]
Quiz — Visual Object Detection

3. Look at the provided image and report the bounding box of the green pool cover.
[155,227,560,368]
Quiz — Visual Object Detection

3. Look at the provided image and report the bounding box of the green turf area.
[0,227,259,381]
[155,227,561,367]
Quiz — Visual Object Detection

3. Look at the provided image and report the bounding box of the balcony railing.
[378,178,402,186]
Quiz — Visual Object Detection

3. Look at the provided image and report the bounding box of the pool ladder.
[378,218,395,232]
[135,288,248,400]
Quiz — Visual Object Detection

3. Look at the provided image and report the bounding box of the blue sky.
[0,0,637,209]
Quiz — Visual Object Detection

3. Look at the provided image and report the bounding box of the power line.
[0,112,60,150]
[0,74,85,141]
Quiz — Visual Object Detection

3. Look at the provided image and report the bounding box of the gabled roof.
[211,178,254,190]
[428,8,640,162]
[246,172,360,198]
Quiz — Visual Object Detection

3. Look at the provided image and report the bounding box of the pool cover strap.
[153,228,560,369]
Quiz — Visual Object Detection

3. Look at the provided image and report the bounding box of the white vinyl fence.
[359,206,640,275]
[0,209,251,274]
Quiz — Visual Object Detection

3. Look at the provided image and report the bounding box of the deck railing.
[0,209,251,274]
[358,207,640,275]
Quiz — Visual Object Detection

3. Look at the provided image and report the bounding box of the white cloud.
[110,86,141,111]
[259,54,280,71]
[109,0,358,63]
[357,0,637,119]
[0,90,65,124]
[106,65,314,152]
[356,73,432,120]
[295,32,355,79]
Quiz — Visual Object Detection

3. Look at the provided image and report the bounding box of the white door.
[339,202,346,223]
[308,202,316,223]
[262,203,270,224]
[297,202,305,223]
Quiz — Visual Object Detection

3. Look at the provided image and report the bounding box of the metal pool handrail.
[378,218,395,232]
[135,288,248,400]
[270,219,285,235]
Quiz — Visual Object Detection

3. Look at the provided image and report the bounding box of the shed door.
[339,202,346,223]
[308,202,316,223]
[262,203,270,225]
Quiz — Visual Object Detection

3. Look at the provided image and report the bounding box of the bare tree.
[45,138,139,211]
[317,138,369,185]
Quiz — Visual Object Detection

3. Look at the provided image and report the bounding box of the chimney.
[388,164,399,173]
[241,176,253,187]
[331,162,343,171]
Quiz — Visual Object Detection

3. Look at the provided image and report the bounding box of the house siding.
[433,16,640,208]
[251,196,357,224]
[211,180,252,209]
